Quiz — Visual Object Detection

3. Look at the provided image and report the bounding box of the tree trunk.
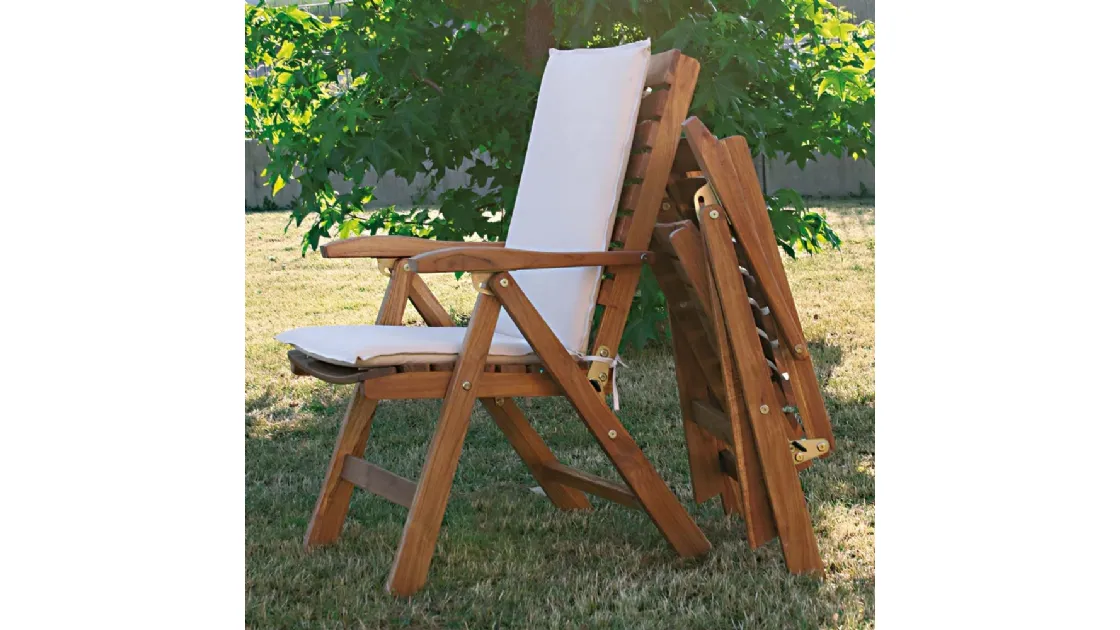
[524,0,555,71]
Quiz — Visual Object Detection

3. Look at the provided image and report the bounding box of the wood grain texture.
[591,52,701,361]
[321,235,504,258]
[491,271,710,558]
[386,293,501,596]
[705,262,779,551]
[481,398,592,510]
[682,117,808,360]
[363,371,563,400]
[721,135,834,450]
[303,384,381,549]
[670,313,726,505]
[341,456,416,509]
[541,462,640,509]
[408,275,455,328]
[407,247,652,274]
[376,258,414,324]
[698,201,822,574]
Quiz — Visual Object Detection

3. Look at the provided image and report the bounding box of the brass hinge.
[587,361,610,397]
[790,438,830,464]
[470,272,494,295]
[376,258,399,276]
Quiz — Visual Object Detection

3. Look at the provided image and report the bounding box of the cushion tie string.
[581,354,628,411]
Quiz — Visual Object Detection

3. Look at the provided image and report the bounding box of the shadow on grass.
[245,342,873,627]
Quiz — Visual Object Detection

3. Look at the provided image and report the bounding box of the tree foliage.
[245,0,874,348]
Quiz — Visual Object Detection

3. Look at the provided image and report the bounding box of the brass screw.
[495,397,505,407]
[794,452,805,463]
[608,429,618,439]
[597,371,608,383]
[662,202,671,211]
[708,210,719,219]
[817,442,828,453]
[759,404,769,414]
[499,278,509,287]
[461,381,472,391]
[794,344,805,355]
[598,347,610,358]
[402,263,410,272]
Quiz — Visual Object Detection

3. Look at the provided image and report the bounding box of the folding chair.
[276,42,710,596]
[646,117,836,574]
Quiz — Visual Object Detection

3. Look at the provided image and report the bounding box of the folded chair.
[646,117,836,574]
[276,41,710,596]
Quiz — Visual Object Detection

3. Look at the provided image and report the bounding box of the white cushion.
[276,325,537,368]
[495,39,651,354]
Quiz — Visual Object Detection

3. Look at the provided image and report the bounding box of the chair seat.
[276,325,539,368]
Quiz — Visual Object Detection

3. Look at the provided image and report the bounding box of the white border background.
[1,1,1116,627]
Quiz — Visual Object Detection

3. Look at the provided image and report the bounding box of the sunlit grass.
[245,200,875,628]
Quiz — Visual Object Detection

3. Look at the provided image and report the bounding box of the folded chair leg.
[490,272,710,558]
[386,293,501,597]
[304,383,380,549]
[481,397,593,510]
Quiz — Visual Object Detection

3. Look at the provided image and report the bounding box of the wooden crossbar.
[341,456,416,508]
[541,462,640,509]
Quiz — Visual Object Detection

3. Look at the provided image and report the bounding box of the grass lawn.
[245,201,875,629]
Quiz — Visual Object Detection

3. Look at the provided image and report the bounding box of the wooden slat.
[645,49,681,86]
[611,214,633,242]
[541,462,639,509]
[691,400,733,444]
[408,247,651,274]
[637,90,670,120]
[322,235,504,258]
[624,151,652,180]
[341,455,417,508]
[698,191,822,574]
[618,184,641,212]
[595,278,616,305]
[377,258,413,324]
[631,119,659,152]
[363,371,564,400]
[491,271,710,558]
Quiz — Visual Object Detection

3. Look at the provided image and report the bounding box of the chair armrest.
[320,235,505,259]
[406,247,654,273]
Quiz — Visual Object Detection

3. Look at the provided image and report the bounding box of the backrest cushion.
[494,39,651,354]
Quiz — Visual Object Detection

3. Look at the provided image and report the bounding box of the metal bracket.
[587,361,610,397]
[470,272,494,295]
[376,258,399,276]
[693,183,715,213]
[790,438,830,464]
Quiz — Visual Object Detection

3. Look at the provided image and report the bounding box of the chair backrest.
[495,42,701,357]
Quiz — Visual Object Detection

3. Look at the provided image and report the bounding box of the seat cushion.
[276,325,538,368]
[495,39,651,354]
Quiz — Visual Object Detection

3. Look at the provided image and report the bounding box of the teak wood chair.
[276,42,709,596]
[645,117,836,574]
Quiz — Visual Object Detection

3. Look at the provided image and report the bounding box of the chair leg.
[481,397,592,511]
[385,293,501,597]
[304,383,380,549]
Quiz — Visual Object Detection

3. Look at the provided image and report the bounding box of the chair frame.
[644,117,836,574]
[287,50,709,596]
